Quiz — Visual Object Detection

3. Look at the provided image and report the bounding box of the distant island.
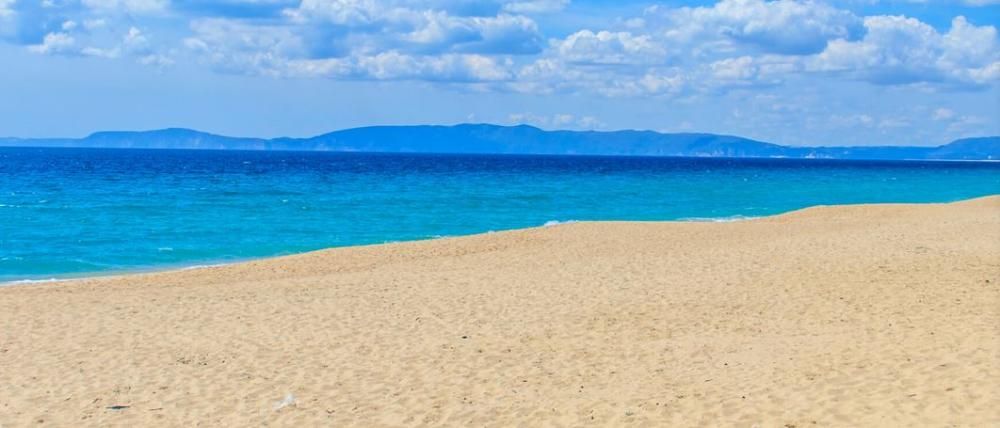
[1,124,997,161]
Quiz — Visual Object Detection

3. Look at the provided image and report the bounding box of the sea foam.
[543,220,579,227]
[677,215,759,223]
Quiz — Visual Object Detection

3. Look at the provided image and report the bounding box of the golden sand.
[1,197,998,427]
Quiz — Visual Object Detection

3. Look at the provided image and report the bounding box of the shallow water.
[2,147,998,281]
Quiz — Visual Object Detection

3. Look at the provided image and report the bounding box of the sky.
[0,0,998,146]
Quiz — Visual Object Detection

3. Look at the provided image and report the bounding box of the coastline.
[2,214,766,286]
[1,197,987,287]
[1,196,998,426]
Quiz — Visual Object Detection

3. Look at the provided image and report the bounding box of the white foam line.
[179,262,234,271]
[543,220,579,227]
[0,277,67,287]
[0,261,243,287]
[676,215,760,223]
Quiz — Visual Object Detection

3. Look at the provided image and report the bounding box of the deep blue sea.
[2,147,998,282]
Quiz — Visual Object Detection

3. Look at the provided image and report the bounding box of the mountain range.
[1,124,997,161]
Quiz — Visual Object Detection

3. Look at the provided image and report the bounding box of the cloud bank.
[2,0,996,96]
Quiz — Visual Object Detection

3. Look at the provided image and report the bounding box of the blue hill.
[1,124,997,161]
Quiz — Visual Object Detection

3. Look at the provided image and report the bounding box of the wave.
[676,215,759,223]
[179,262,233,271]
[543,220,579,227]
[0,277,66,287]
[0,260,241,286]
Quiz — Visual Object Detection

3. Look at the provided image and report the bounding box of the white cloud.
[703,53,803,90]
[659,0,864,55]
[185,18,304,75]
[810,15,1000,86]
[510,0,875,96]
[403,12,541,54]
[104,1,1000,101]
[8,0,998,99]
[554,30,665,65]
[182,1,545,81]
[121,27,149,53]
[285,51,511,82]
[8,0,176,66]
[283,0,544,56]
[283,0,381,26]
[29,32,76,55]
[138,53,174,66]
[26,18,174,65]
[505,56,677,96]
[186,17,516,82]
[342,52,513,81]
[80,45,119,58]
[711,56,757,81]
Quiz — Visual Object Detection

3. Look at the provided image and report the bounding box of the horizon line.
[3,122,998,149]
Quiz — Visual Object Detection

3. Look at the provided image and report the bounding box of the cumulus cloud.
[810,15,1000,86]
[283,0,544,56]
[184,15,517,82]
[3,0,999,97]
[290,52,514,82]
[4,0,175,66]
[508,54,690,97]
[510,0,868,96]
[27,24,167,61]
[657,0,864,55]
[710,56,771,86]
[179,0,546,82]
[185,18,304,75]
[29,32,76,55]
[554,30,665,65]
[404,12,542,55]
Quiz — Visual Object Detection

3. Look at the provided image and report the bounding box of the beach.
[1,197,998,426]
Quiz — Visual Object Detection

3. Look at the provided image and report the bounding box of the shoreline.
[2,196,994,287]
[3,214,763,286]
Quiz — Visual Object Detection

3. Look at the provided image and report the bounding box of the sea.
[2,147,998,282]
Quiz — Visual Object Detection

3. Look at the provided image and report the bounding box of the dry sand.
[1,197,999,427]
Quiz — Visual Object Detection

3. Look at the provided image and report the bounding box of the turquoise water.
[1,147,998,282]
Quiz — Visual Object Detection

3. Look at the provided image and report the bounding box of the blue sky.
[1,0,998,146]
